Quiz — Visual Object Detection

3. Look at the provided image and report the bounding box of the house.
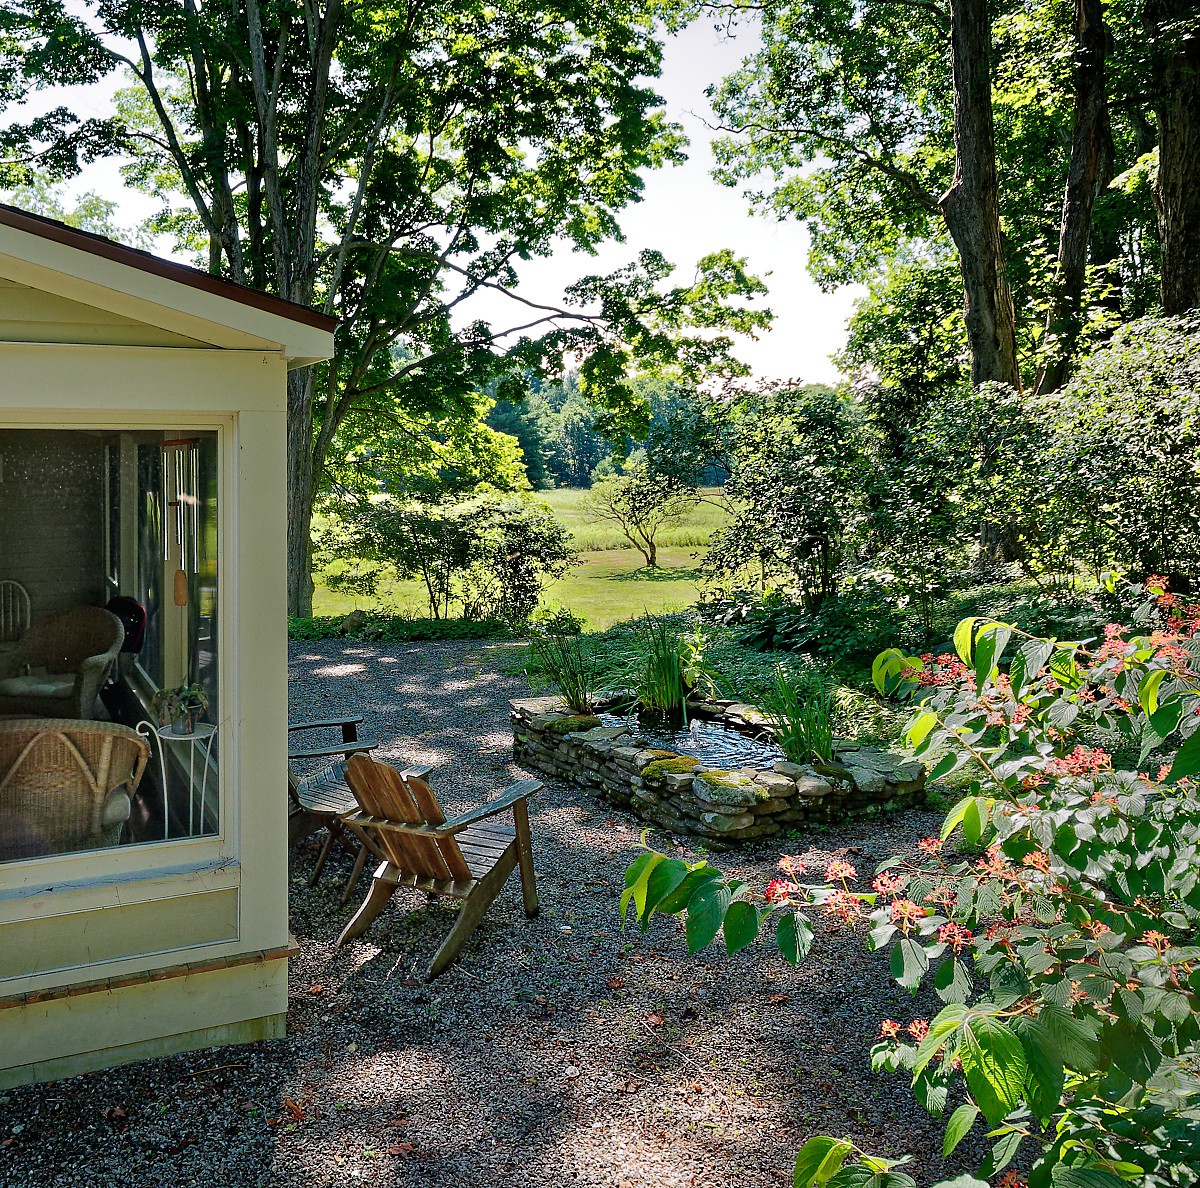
[0,203,335,1087]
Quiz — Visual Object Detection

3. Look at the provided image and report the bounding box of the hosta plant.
[620,581,1200,1188]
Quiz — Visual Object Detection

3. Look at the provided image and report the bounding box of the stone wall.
[510,696,927,844]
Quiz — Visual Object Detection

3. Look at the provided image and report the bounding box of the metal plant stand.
[137,721,217,839]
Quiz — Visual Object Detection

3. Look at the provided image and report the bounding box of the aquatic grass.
[760,666,836,765]
[527,629,605,713]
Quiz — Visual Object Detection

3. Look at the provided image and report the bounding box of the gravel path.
[1,639,971,1187]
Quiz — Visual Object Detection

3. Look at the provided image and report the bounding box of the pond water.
[597,710,784,771]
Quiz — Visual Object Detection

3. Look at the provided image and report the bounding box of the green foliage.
[585,456,699,568]
[759,667,835,765]
[319,495,576,625]
[616,613,717,721]
[527,629,605,714]
[706,382,868,606]
[288,616,512,642]
[624,589,1200,1185]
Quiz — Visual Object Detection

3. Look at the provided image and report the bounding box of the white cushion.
[0,673,74,698]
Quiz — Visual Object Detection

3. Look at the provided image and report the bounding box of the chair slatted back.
[0,581,30,645]
[345,754,472,884]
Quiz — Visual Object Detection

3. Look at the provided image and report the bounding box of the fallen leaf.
[282,1098,304,1123]
[768,993,791,1005]
[387,1142,416,1156]
[607,975,625,990]
[646,1013,665,1027]
[307,984,325,996]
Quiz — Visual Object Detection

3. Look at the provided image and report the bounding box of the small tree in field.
[585,459,697,568]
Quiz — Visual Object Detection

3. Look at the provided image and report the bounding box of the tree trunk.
[1146,0,1200,314]
[287,367,317,617]
[1036,0,1113,394]
[939,0,1022,389]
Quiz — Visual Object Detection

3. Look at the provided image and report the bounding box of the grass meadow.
[311,488,728,630]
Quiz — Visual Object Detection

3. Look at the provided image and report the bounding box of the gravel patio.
[1,639,968,1187]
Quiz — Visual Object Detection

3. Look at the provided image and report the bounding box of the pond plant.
[528,628,605,714]
[759,665,836,765]
[619,613,717,725]
[620,582,1200,1187]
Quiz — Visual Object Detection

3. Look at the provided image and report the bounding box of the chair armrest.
[441,779,541,835]
[287,740,379,761]
[288,716,364,733]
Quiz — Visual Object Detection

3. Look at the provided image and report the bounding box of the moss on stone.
[544,715,603,735]
[642,755,702,780]
[695,769,750,789]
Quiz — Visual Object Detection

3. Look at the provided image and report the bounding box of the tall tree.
[8,0,768,614]
[939,0,1020,387]
[1037,0,1114,393]
[1145,0,1200,313]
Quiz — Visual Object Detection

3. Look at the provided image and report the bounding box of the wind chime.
[160,438,201,611]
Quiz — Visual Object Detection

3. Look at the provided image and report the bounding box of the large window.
[0,427,221,864]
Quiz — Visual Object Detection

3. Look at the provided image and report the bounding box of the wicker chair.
[0,606,124,720]
[0,581,30,651]
[0,719,150,861]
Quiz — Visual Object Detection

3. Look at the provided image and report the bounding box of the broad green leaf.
[1011,1016,1064,1125]
[1105,1018,1163,1082]
[928,752,961,783]
[954,617,978,664]
[912,1003,968,1076]
[723,899,761,954]
[685,881,731,953]
[962,797,988,846]
[978,1128,1022,1177]
[891,938,929,992]
[1167,729,1200,783]
[794,1137,852,1188]
[1139,668,1168,717]
[776,911,814,965]
[941,797,973,842]
[655,865,721,915]
[906,710,938,749]
[958,1016,1027,1127]
[1050,1169,1127,1188]
[640,858,688,925]
[1010,639,1054,695]
[941,1104,978,1156]
[934,958,972,1004]
[620,853,663,924]
[1037,1005,1100,1072]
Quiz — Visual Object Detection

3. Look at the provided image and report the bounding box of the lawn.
[311,488,728,630]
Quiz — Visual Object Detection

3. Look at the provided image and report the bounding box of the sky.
[13,17,860,384]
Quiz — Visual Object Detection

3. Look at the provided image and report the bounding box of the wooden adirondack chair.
[336,753,541,980]
[287,715,379,903]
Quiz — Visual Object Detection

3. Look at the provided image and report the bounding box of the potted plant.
[151,683,210,735]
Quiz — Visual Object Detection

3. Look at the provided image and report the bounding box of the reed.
[527,629,604,713]
[760,666,836,765]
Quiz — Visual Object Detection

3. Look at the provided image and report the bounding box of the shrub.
[621,586,1200,1186]
[289,615,512,641]
[759,666,835,765]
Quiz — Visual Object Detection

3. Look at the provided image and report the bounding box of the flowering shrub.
[620,586,1200,1187]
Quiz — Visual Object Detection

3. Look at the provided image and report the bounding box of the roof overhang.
[0,204,336,368]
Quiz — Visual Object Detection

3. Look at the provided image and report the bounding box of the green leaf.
[941,1103,979,1156]
[962,797,988,846]
[906,710,938,749]
[1037,1005,1100,1072]
[776,911,814,965]
[1010,639,1054,695]
[723,899,761,954]
[1050,1169,1127,1188]
[794,1137,852,1188]
[620,853,664,924]
[890,938,929,992]
[978,1129,1022,1177]
[928,752,961,783]
[934,958,972,1004]
[640,859,688,924]
[912,1003,968,1076]
[1139,668,1168,717]
[1167,728,1200,783]
[941,797,973,842]
[655,865,721,915]
[685,881,731,953]
[1011,1017,1064,1125]
[958,1016,1027,1127]
[954,617,978,664]
[1105,1019,1163,1082]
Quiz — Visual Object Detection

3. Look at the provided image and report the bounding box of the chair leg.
[341,842,369,905]
[336,862,401,948]
[308,824,337,887]
[426,850,517,981]
[513,799,539,918]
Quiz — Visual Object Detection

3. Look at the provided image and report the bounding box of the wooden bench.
[336,753,541,980]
